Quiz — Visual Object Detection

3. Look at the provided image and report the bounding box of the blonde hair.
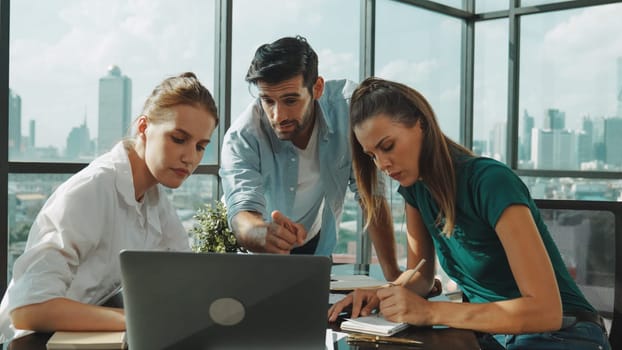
[140,72,218,127]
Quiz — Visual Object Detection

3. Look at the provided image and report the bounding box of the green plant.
[191,201,246,253]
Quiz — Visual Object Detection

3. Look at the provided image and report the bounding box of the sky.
[8,0,622,154]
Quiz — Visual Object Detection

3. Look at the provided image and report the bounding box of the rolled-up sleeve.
[220,118,268,227]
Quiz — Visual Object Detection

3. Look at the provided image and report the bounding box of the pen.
[389,258,426,287]
[347,333,423,345]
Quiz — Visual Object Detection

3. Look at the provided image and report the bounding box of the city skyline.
[6,1,621,151]
[8,57,622,168]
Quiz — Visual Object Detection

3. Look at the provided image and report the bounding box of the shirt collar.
[111,142,164,237]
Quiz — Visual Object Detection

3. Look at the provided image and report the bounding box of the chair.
[535,199,622,349]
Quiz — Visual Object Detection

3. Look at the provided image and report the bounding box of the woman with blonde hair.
[0,72,218,342]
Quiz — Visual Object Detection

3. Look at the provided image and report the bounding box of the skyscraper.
[531,128,577,170]
[29,120,35,149]
[98,65,132,154]
[489,122,506,162]
[578,116,594,164]
[519,110,535,162]
[8,89,22,158]
[66,117,94,160]
[604,117,622,167]
[618,57,622,118]
[544,108,566,130]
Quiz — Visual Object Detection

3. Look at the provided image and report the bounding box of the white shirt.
[0,142,190,342]
[293,122,324,245]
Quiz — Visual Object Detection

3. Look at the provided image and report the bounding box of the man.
[220,36,400,280]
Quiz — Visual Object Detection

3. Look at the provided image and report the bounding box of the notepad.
[46,331,127,349]
[340,314,409,336]
[330,274,387,291]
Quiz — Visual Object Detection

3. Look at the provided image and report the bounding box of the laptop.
[119,250,331,350]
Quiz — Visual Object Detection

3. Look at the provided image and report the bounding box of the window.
[519,3,622,173]
[521,0,573,6]
[5,0,216,288]
[535,199,620,324]
[230,0,361,262]
[374,0,463,264]
[9,0,216,163]
[4,0,622,294]
[476,0,508,13]
[473,19,509,161]
[376,0,462,141]
[230,0,360,122]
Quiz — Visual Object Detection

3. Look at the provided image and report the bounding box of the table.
[3,264,480,350]
[4,324,480,350]
[330,264,479,349]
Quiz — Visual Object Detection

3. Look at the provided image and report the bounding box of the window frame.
[2,0,622,294]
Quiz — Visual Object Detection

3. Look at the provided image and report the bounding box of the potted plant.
[191,200,247,253]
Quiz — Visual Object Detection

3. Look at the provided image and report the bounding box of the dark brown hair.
[245,36,318,93]
[349,77,473,236]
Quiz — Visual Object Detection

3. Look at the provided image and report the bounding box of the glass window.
[7,0,217,287]
[538,205,616,318]
[519,3,622,172]
[521,176,622,201]
[375,0,462,266]
[9,1,216,163]
[230,0,360,122]
[230,0,361,262]
[376,0,462,141]
[473,19,509,161]
[476,0,508,13]
[433,0,465,10]
[8,174,72,282]
[7,173,218,284]
[520,0,573,6]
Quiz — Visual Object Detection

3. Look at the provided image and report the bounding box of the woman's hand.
[327,288,380,322]
[377,286,432,326]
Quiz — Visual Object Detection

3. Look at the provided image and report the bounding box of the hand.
[376,286,431,325]
[327,288,380,322]
[258,211,306,254]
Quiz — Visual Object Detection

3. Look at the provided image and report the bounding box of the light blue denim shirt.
[220,79,359,256]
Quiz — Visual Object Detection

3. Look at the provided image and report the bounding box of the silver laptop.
[119,250,331,350]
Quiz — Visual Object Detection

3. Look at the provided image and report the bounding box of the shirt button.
[289,187,295,191]
[291,158,295,162]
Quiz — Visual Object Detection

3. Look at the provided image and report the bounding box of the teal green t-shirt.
[397,157,594,313]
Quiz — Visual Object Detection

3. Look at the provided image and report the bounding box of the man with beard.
[220,36,400,281]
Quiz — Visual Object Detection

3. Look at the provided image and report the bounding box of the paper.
[46,331,127,349]
[330,275,386,291]
[340,314,409,336]
[325,328,349,350]
[329,293,347,304]
[325,329,334,350]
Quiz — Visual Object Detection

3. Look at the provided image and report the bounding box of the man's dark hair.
[245,35,319,92]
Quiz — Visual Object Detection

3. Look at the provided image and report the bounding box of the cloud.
[376,59,440,86]
[9,0,215,149]
[523,4,622,125]
[317,49,357,80]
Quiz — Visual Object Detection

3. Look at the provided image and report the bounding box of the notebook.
[119,250,331,350]
[340,314,409,336]
[330,274,387,291]
[46,331,127,349]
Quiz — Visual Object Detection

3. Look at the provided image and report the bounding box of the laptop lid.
[119,250,331,350]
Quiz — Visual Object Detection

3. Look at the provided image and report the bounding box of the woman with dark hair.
[0,72,218,342]
[328,77,610,349]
